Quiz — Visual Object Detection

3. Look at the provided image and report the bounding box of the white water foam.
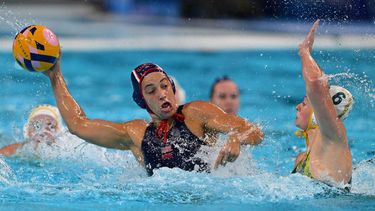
[0,157,16,186]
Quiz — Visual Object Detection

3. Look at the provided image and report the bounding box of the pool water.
[0,50,374,210]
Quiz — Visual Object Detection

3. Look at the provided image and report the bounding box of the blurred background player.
[0,105,63,156]
[209,76,240,115]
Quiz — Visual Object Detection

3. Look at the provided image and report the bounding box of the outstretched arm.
[0,143,24,156]
[299,20,346,141]
[44,60,143,150]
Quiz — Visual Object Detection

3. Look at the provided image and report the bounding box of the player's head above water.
[295,85,354,130]
[131,63,178,119]
[24,105,63,145]
[210,76,240,115]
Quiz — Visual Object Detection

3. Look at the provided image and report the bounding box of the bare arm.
[204,105,263,146]
[186,101,263,145]
[299,20,346,141]
[184,101,264,168]
[44,60,143,150]
[0,143,24,156]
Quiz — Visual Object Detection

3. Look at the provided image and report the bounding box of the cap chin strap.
[156,112,185,145]
[294,111,319,147]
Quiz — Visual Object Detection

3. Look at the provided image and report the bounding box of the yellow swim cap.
[24,105,63,138]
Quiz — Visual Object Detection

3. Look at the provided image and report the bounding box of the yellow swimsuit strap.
[293,112,320,178]
[294,112,319,146]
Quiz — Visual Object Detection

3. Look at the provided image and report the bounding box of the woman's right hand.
[43,57,61,78]
[299,19,320,56]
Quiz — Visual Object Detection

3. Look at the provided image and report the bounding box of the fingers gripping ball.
[13,25,60,72]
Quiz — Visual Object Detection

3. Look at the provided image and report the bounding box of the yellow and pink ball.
[13,25,60,72]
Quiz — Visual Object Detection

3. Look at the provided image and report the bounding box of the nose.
[158,88,167,101]
[296,104,301,111]
[225,98,233,106]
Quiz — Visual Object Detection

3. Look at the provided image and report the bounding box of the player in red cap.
[43,61,263,175]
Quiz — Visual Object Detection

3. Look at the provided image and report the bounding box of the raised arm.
[44,60,145,150]
[299,20,346,141]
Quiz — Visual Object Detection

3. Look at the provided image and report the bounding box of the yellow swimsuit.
[292,112,318,177]
[292,113,352,191]
[292,151,312,178]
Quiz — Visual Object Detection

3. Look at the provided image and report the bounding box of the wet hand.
[43,54,61,78]
[299,19,320,55]
[214,140,240,169]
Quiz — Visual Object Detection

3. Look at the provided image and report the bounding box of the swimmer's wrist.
[299,48,310,57]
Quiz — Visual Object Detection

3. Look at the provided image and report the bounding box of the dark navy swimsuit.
[141,105,209,176]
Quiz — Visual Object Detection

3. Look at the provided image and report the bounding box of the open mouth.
[160,102,173,113]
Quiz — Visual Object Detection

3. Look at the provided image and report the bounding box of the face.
[211,80,240,115]
[27,114,59,146]
[141,72,177,119]
[295,97,313,130]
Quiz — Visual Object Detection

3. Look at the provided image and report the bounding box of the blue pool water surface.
[0,50,374,210]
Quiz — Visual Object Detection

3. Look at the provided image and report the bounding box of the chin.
[224,109,233,114]
[157,110,174,119]
[295,121,301,129]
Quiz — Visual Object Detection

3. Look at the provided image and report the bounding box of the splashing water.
[0,49,374,209]
[351,159,375,196]
[0,3,34,34]
[322,71,375,109]
[0,157,16,186]
[0,131,350,204]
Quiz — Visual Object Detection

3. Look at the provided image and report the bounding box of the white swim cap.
[311,85,354,124]
[171,76,186,105]
[24,105,63,138]
[329,85,354,120]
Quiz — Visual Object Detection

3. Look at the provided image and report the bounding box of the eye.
[161,83,168,89]
[47,122,57,131]
[146,88,155,94]
[230,94,238,99]
[218,94,226,99]
[32,120,42,131]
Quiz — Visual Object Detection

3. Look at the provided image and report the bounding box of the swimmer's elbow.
[243,127,264,145]
[253,124,264,143]
[66,117,87,136]
[305,77,323,89]
[253,129,264,145]
[67,123,79,136]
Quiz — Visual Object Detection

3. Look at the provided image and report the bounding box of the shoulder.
[122,119,148,134]
[181,101,226,126]
[183,101,223,116]
[123,119,148,127]
[184,101,215,108]
[121,119,148,146]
